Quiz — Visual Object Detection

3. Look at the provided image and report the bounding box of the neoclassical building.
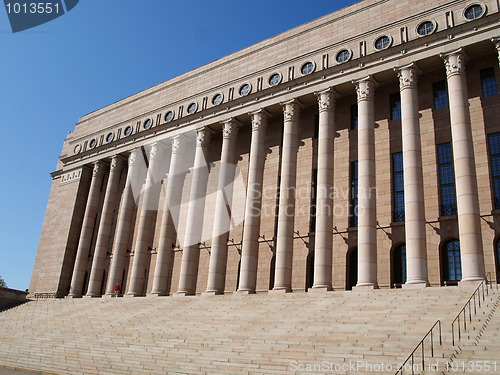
[29,0,500,299]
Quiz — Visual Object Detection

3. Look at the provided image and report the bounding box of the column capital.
[128,148,139,167]
[440,48,468,78]
[394,62,421,90]
[91,160,105,177]
[109,154,126,172]
[148,142,159,161]
[171,135,183,154]
[352,75,378,102]
[221,118,241,139]
[315,88,338,113]
[491,37,500,67]
[196,126,213,148]
[281,99,302,122]
[249,109,271,132]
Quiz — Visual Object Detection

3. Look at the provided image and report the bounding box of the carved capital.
[282,99,302,122]
[353,76,378,102]
[440,48,468,78]
[491,37,500,67]
[128,149,139,167]
[171,135,182,154]
[196,127,212,148]
[92,160,104,177]
[222,119,240,139]
[149,142,159,161]
[395,63,420,91]
[110,155,124,172]
[250,109,270,132]
[316,88,337,113]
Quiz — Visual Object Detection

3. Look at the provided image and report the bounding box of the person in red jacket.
[113,283,120,297]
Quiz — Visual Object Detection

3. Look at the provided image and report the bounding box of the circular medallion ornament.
[164,111,174,122]
[239,83,252,96]
[187,102,198,114]
[212,93,224,106]
[143,118,153,130]
[300,61,315,75]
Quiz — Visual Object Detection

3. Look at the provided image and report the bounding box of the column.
[441,49,485,282]
[353,76,378,289]
[105,149,140,295]
[312,88,336,291]
[86,155,125,296]
[205,120,240,294]
[151,136,185,296]
[127,143,162,296]
[272,99,301,292]
[68,160,105,297]
[395,64,429,287]
[237,110,269,294]
[177,127,212,295]
[492,37,500,66]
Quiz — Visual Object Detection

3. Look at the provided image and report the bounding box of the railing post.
[439,321,442,346]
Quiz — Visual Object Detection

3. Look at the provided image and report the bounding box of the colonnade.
[67,48,488,298]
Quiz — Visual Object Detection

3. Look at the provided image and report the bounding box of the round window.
[239,83,252,96]
[106,132,115,143]
[89,138,97,149]
[464,4,485,20]
[164,111,174,122]
[417,21,436,36]
[187,102,198,114]
[336,49,352,63]
[300,62,315,75]
[124,126,133,137]
[143,119,153,130]
[268,73,282,86]
[375,35,392,50]
[74,144,81,154]
[212,93,224,106]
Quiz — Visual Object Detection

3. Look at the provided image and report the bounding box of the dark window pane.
[488,133,500,209]
[433,80,449,109]
[481,67,498,98]
[350,161,358,227]
[390,93,401,120]
[437,143,457,216]
[351,104,358,130]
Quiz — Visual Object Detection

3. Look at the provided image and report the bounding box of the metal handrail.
[395,320,442,375]
[451,276,492,346]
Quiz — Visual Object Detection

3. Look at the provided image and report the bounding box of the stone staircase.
[0,286,498,375]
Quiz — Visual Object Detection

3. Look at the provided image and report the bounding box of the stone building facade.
[29,0,500,298]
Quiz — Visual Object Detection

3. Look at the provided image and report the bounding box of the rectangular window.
[481,67,498,98]
[487,132,500,209]
[349,161,358,227]
[350,104,358,130]
[437,143,457,216]
[433,80,449,110]
[392,152,405,222]
[313,114,319,139]
[390,93,402,120]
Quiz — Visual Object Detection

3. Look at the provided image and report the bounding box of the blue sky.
[0,0,358,291]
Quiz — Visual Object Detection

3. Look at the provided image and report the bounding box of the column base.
[403,281,429,289]
[125,293,146,297]
[174,292,195,297]
[269,288,292,294]
[309,285,333,293]
[149,292,169,297]
[235,289,256,295]
[352,283,379,291]
[66,294,82,299]
[202,291,224,296]
[458,279,484,289]
[83,294,102,298]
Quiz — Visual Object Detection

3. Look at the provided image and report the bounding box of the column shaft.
[205,120,239,294]
[127,144,162,296]
[105,150,140,295]
[273,100,301,292]
[68,161,105,297]
[312,89,336,290]
[353,76,378,288]
[86,155,125,296]
[396,64,429,287]
[238,110,268,293]
[151,136,185,295]
[442,50,485,282]
[177,128,212,295]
